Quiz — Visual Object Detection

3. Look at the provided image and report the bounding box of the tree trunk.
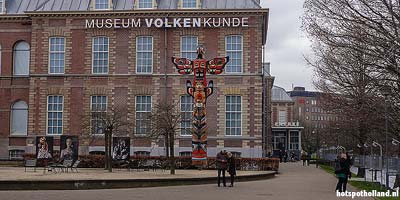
[107,131,112,172]
[169,132,175,175]
[165,134,169,158]
[104,131,109,170]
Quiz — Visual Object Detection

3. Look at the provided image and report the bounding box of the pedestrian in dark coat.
[227,152,236,187]
[335,153,351,192]
[216,150,228,187]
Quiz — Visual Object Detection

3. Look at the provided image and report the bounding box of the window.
[225,96,241,136]
[0,44,2,75]
[306,107,309,112]
[278,111,287,125]
[311,99,317,105]
[138,0,153,9]
[9,150,25,160]
[231,152,242,158]
[134,151,150,157]
[225,35,242,73]
[182,0,197,8]
[49,37,65,74]
[0,0,3,14]
[136,96,151,134]
[179,151,192,157]
[11,101,28,136]
[180,95,193,136]
[47,96,63,135]
[306,116,309,120]
[91,96,107,134]
[92,37,109,74]
[95,0,109,10]
[181,36,198,60]
[13,41,30,75]
[136,36,153,74]
[289,132,299,150]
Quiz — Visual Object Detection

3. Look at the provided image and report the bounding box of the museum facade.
[0,0,269,159]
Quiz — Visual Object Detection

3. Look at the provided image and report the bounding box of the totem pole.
[172,47,229,166]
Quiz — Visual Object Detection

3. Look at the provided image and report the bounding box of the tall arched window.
[13,41,30,75]
[11,101,28,135]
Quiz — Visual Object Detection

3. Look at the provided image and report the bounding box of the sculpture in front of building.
[172,46,229,166]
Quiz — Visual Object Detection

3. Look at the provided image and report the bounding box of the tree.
[147,102,182,175]
[81,108,128,172]
[303,0,400,153]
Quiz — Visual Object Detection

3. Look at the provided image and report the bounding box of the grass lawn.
[320,164,398,200]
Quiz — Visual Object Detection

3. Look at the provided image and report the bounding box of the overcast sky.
[261,0,314,91]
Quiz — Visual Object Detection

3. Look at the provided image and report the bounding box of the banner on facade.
[112,137,130,160]
[60,136,79,161]
[36,136,53,160]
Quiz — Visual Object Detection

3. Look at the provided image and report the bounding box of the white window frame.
[182,0,197,9]
[225,95,242,136]
[135,96,152,135]
[90,95,108,135]
[180,36,198,60]
[94,0,110,10]
[136,36,153,74]
[48,37,65,74]
[46,95,64,135]
[9,150,25,160]
[137,0,154,9]
[180,95,193,136]
[225,35,243,73]
[278,110,287,125]
[92,36,109,74]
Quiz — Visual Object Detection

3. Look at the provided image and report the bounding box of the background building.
[0,0,269,159]
[271,86,302,158]
[288,86,339,152]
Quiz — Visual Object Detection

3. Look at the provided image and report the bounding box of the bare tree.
[81,108,128,172]
[146,102,182,175]
[303,0,400,154]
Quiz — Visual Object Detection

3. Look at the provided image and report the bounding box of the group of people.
[334,152,353,192]
[216,150,236,187]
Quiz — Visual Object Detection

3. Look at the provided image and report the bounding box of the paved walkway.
[0,167,267,181]
[0,162,373,200]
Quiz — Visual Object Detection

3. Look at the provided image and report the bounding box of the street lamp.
[381,86,391,189]
[373,141,384,185]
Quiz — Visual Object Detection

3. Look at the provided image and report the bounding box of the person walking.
[335,153,351,192]
[216,150,228,187]
[227,152,236,187]
[301,151,307,166]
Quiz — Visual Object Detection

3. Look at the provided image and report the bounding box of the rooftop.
[272,86,294,102]
[4,0,262,14]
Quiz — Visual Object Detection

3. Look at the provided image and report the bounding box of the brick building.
[271,85,302,157]
[0,0,269,159]
[288,87,339,150]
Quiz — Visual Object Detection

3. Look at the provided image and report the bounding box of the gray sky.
[261,0,314,91]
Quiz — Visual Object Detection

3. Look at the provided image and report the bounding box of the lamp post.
[382,87,390,189]
[373,141,383,186]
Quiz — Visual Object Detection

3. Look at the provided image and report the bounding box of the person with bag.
[335,153,351,192]
[227,152,237,187]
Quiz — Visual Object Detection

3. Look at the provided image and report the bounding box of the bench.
[24,159,37,172]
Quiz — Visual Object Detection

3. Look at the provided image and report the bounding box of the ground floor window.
[289,132,300,150]
[134,151,150,157]
[179,151,192,157]
[9,150,25,160]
